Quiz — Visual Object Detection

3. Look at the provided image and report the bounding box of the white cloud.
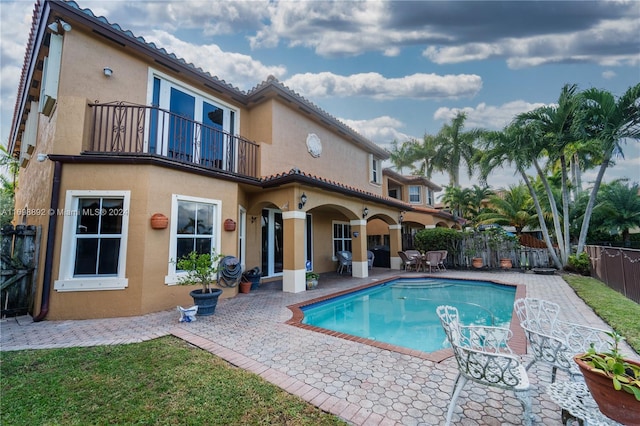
[340,116,411,147]
[602,70,617,80]
[284,72,482,100]
[433,100,548,130]
[141,31,287,90]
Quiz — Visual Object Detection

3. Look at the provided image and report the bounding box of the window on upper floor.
[409,186,421,203]
[389,188,398,199]
[55,190,130,291]
[148,70,238,167]
[427,188,434,206]
[369,155,381,185]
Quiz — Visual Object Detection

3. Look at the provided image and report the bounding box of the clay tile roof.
[261,168,410,210]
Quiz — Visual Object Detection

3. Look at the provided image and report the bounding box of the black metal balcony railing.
[89,102,259,178]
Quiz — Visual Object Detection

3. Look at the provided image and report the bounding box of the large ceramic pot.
[574,355,640,424]
[189,289,223,316]
[500,258,513,269]
[472,257,483,269]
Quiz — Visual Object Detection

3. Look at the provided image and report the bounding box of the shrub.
[565,252,591,276]
[414,228,462,266]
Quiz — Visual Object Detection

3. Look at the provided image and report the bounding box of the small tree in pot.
[175,250,225,316]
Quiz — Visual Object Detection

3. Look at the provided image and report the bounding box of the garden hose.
[217,256,243,287]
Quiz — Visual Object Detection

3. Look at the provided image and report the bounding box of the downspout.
[33,160,61,322]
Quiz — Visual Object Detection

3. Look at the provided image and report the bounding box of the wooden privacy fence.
[586,245,640,304]
[1,225,40,317]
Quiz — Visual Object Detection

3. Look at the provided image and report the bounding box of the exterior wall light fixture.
[103,67,113,77]
[362,207,369,218]
[298,193,307,209]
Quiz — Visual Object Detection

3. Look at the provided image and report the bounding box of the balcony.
[88,102,259,178]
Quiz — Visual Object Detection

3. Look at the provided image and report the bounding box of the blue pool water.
[301,278,516,353]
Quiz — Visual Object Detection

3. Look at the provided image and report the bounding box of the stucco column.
[282,211,306,293]
[350,219,368,278]
[389,224,403,270]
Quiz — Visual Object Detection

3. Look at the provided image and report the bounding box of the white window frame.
[332,220,352,257]
[409,185,421,203]
[55,190,130,292]
[427,188,434,206]
[145,68,239,158]
[369,155,381,185]
[165,194,222,285]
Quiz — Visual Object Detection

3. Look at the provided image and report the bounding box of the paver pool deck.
[2,270,636,425]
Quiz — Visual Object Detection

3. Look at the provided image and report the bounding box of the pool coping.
[286,274,527,363]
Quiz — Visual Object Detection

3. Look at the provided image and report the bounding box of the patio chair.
[437,305,532,426]
[367,250,375,269]
[437,250,448,270]
[398,251,419,271]
[336,251,352,274]
[513,297,610,383]
[423,251,442,272]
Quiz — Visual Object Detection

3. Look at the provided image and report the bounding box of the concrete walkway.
[1,270,634,425]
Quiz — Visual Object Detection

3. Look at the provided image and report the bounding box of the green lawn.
[563,274,640,353]
[0,336,347,426]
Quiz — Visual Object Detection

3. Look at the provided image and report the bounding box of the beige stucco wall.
[259,101,382,195]
[44,163,240,320]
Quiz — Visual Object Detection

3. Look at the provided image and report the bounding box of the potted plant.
[574,331,640,424]
[175,250,224,316]
[306,271,319,290]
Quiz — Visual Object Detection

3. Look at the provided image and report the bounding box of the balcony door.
[149,72,237,168]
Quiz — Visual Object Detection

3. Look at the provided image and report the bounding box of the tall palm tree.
[516,84,580,264]
[432,112,482,188]
[408,133,439,179]
[0,143,18,198]
[478,124,563,268]
[387,139,415,174]
[574,83,640,253]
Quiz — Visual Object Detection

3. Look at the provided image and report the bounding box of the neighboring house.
[9,0,452,320]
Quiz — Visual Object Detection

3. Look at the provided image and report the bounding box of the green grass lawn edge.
[563,274,640,354]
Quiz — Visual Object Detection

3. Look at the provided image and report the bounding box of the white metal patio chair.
[367,250,374,269]
[336,251,352,274]
[513,297,610,383]
[437,305,533,426]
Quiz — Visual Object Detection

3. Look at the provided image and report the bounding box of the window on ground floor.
[333,221,352,256]
[55,190,130,291]
[166,194,221,283]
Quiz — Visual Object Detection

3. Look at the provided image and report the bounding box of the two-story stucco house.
[8,0,458,320]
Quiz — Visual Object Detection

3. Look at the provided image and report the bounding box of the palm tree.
[0,143,19,198]
[476,185,535,234]
[407,133,439,179]
[441,185,472,221]
[574,83,640,254]
[387,139,415,174]
[478,124,564,268]
[516,84,581,264]
[432,112,482,188]
[595,181,640,247]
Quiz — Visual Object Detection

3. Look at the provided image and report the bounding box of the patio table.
[547,381,623,426]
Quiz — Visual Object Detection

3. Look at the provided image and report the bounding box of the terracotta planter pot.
[150,213,168,229]
[472,258,483,268]
[574,355,640,424]
[500,258,512,269]
[239,281,251,293]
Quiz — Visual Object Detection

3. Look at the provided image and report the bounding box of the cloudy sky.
[1,0,639,192]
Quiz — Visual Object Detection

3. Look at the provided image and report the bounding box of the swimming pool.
[300,278,516,353]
